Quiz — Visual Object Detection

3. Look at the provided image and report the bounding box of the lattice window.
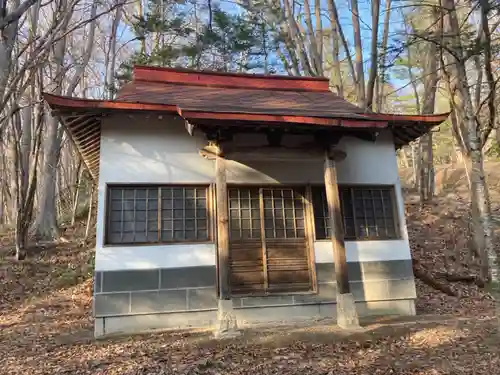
[160,187,208,242]
[262,188,305,239]
[229,188,261,240]
[312,185,399,241]
[107,186,209,244]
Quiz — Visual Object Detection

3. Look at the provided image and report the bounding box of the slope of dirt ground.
[1,164,499,374]
[401,162,499,317]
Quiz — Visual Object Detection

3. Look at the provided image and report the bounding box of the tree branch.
[0,0,39,30]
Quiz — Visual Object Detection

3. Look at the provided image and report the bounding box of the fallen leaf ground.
[0,188,499,374]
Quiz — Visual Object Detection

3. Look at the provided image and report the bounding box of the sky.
[114,0,413,99]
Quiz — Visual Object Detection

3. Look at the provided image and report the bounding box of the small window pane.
[161,231,173,241]
[147,231,159,241]
[173,188,183,198]
[242,220,251,230]
[252,219,260,229]
[136,189,147,199]
[122,233,134,242]
[111,201,122,210]
[111,189,122,199]
[110,211,121,222]
[124,190,134,199]
[185,220,195,230]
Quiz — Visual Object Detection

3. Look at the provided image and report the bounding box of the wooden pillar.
[214,143,239,337]
[215,146,231,299]
[323,150,350,294]
[323,148,360,329]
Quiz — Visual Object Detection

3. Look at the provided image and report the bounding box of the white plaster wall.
[95,243,216,271]
[95,114,216,271]
[314,240,412,264]
[95,113,410,271]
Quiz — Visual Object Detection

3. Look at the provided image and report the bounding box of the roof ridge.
[124,78,334,94]
[132,65,331,92]
[133,65,329,82]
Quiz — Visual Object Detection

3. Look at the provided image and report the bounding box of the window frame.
[104,183,213,246]
[311,183,401,242]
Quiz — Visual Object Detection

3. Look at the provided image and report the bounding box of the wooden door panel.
[266,238,311,292]
[228,187,312,296]
[229,239,265,294]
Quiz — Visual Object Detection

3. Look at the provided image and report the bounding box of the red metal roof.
[116,79,370,120]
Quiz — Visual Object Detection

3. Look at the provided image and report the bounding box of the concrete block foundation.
[94,298,416,337]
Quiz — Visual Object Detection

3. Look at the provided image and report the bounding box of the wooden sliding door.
[228,187,313,296]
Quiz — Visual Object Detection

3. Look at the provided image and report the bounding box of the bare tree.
[34,0,98,241]
[440,0,497,283]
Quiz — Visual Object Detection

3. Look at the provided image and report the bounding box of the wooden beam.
[77,136,100,151]
[64,114,96,129]
[73,126,100,143]
[86,154,101,167]
[199,144,220,160]
[215,143,231,299]
[79,140,100,154]
[85,148,100,161]
[323,149,350,295]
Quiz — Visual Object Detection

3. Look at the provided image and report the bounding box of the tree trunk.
[85,183,95,241]
[418,8,439,203]
[71,160,83,226]
[104,3,123,99]
[365,0,380,109]
[34,2,96,240]
[13,107,30,259]
[441,0,497,284]
[34,115,60,240]
[376,0,391,111]
[326,0,356,90]
[302,0,321,75]
[350,0,365,106]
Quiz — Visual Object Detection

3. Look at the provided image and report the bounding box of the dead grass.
[0,167,499,374]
